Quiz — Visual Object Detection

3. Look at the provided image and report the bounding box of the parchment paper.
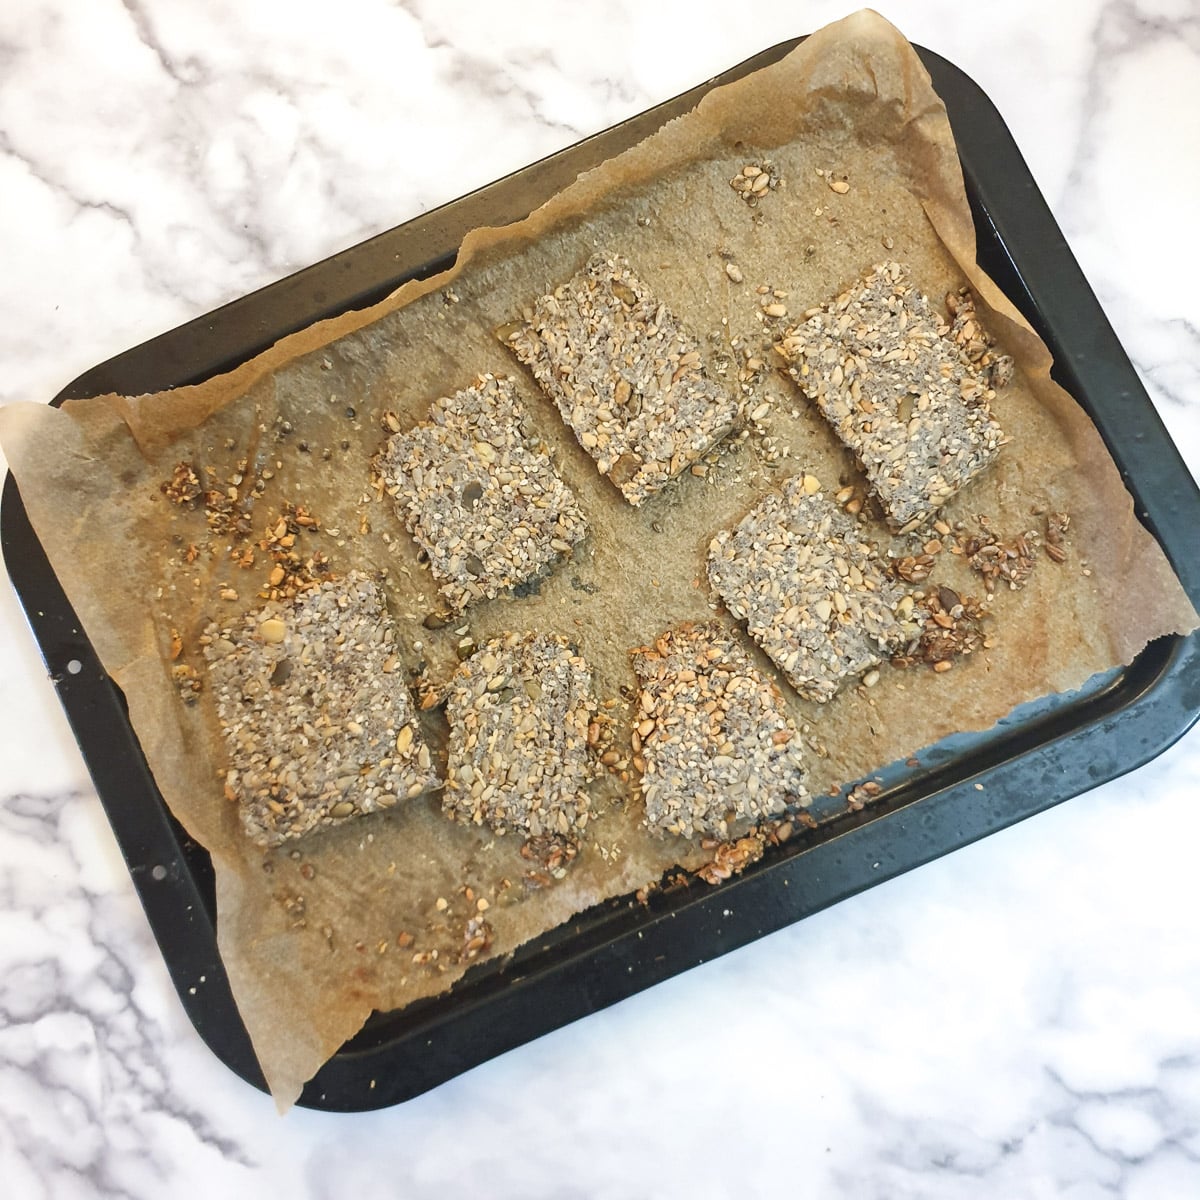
[2,12,1195,1109]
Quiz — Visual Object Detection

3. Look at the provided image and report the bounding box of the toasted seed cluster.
[963,522,1039,590]
[708,474,908,702]
[631,622,808,839]
[378,374,587,610]
[1044,510,1070,563]
[443,632,597,837]
[203,572,440,846]
[776,262,1007,532]
[502,254,738,505]
[945,287,1014,392]
[728,160,780,205]
[892,585,989,671]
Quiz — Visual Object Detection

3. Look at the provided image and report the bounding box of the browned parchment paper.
[2,12,1196,1108]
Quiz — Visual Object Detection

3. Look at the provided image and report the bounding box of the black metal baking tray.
[3,39,1198,1111]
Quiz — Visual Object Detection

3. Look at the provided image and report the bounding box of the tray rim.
[3,37,1198,1111]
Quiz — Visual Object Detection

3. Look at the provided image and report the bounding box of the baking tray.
[3,39,1198,1111]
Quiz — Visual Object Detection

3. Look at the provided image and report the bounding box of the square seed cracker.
[631,622,808,839]
[443,632,596,838]
[379,374,587,611]
[503,254,738,505]
[708,474,907,703]
[203,572,439,846]
[776,261,1008,532]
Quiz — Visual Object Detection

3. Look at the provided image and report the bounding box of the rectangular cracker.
[631,622,808,840]
[203,573,439,846]
[502,253,738,505]
[378,374,587,611]
[776,261,1009,531]
[707,474,907,703]
[443,632,597,838]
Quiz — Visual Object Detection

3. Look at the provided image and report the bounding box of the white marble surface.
[2,0,1198,1194]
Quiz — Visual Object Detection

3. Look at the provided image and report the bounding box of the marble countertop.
[2,1,1198,1195]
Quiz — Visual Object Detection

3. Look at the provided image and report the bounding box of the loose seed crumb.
[696,833,766,884]
[960,516,1039,590]
[1044,511,1071,563]
[891,586,990,670]
[729,160,780,206]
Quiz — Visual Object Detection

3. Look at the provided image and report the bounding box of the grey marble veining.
[1,1,1198,1196]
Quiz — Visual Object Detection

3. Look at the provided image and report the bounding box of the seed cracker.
[502,253,738,505]
[708,474,907,703]
[378,374,587,611]
[203,572,440,846]
[631,622,808,839]
[443,632,597,838]
[776,261,1009,532]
